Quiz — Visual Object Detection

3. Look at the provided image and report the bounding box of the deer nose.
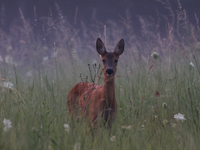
[106,68,114,76]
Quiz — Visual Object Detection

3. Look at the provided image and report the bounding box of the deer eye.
[102,59,106,63]
[115,60,118,63]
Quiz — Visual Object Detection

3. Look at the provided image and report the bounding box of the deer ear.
[114,39,124,56]
[96,38,107,56]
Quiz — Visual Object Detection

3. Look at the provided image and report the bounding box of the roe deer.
[67,38,124,129]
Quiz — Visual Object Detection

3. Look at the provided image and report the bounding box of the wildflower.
[163,119,168,125]
[171,123,176,128]
[5,55,13,64]
[63,124,70,132]
[155,91,160,97]
[3,81,14,89]
[189,62,194,67]
[110,136,116,141]
[121,125,131,129]
[151,52,159,60]
[3,118,12,132]
[141,125,145,132]
[43,56,48,62]
[162,102,167,109]
[174,113,186,121]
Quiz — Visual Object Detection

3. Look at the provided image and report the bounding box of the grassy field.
[1,46,200,150]
[0,2,200,150]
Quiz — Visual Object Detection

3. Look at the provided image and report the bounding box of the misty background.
[1,0,199,33]
[0,0,200,71]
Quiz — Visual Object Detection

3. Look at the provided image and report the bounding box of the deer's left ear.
[96,38,107,56]
[114,39,124,56]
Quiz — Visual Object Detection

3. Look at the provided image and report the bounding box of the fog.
[0,0,199,71]
[1,0,199,32]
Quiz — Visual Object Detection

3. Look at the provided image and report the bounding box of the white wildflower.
[162,102,167,109]
[141,125,145,128]
[3,118,12,132]
[5,55,13,64]
[189,62,194,67]
[174,113,186,121]
[163,119,168,125]
[64,124,70,132]
[43,56,49,62]
[151,52,159,60]
[110,136,116,141]
[4,55,19,66]
[3,81,14,89]
[171,123,176,128]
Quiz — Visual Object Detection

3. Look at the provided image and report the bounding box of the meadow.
[0,2,200,150]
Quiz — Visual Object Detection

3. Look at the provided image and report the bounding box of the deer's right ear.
[96,38,107,56]
[114,39,124,56]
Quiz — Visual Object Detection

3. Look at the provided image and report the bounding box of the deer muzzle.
[106,68,114,76]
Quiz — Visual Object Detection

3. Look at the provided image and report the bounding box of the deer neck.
[102,74,116,107]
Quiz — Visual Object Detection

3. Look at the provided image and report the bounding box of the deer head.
[96,38,124,77]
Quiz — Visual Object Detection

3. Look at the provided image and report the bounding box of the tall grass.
[0,1,200,149]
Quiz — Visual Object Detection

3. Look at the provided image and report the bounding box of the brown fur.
[67,38,124,129]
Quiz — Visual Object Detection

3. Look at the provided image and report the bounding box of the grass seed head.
[151,52,159,60]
